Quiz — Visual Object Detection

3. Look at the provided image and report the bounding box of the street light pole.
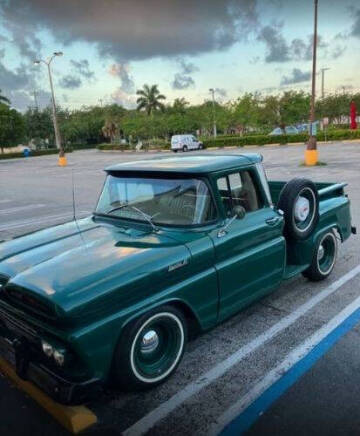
[34,52,66,166]
[47,61,62,153]
[321,67,330,99]
[305,0,319,166]
[33,90,39,110]
[209,88,217,138]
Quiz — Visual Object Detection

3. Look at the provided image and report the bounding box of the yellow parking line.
[0,357,97,434]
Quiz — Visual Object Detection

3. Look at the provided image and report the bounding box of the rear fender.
[286,222,340,267]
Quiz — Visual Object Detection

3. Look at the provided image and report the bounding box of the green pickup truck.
[0,154,355,404]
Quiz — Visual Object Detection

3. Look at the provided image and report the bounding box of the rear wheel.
[182,145,188,152]
[113,306,187,391]
[302,230,338,281]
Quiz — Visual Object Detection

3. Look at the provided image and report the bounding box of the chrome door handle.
[266,217,280,226]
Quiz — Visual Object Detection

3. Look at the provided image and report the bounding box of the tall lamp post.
[209,88,217,138]
[34,52,66,166]
[305,0,319,166]
[320,67,330,99]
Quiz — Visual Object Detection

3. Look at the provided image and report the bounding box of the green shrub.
[97,141,171,151]
[203,133,308,148]
[202,129,360,148]
[320,129,360,140]
[70,143,97,150]
[96,129,360,151]
[97,144,131,151]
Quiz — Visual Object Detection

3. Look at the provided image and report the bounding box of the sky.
[0,0,359,112]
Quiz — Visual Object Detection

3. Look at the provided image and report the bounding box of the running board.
[283,264,309,280]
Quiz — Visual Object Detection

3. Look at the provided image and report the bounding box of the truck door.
[210,169,285,321]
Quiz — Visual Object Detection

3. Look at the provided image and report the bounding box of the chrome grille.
[0,308,38,340]
[0,284,56,320]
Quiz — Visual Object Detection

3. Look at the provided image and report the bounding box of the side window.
[217,170,263,215]
[217,177,232,216]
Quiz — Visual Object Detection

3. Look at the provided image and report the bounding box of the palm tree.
[173,97,189,114]
[0,89,10,105]
[136,84,166,116]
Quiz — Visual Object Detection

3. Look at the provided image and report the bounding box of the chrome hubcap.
[294,196,310,222]
[140,330,159,354]
[318,244,325,261]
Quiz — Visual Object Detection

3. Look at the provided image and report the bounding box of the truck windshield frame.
[95,174,218,228]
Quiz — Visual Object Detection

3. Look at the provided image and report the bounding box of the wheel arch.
[119,298,203,341]
[312,223,340,244]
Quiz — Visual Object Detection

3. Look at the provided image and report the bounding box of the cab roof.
[105,153,262,175]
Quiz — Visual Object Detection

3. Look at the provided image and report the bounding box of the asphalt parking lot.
[0,142,360,436]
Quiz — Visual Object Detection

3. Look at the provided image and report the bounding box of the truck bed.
[268,181,348,205]
[268,180,352,274]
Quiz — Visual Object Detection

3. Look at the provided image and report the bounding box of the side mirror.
[233,205,246,220]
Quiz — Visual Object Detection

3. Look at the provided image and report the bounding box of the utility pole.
[34,52,66,166]
[99,98,103,107]
[305,0,318,166]
[320,67,330,99]
[33,90,39,110]
[209,88,217,138]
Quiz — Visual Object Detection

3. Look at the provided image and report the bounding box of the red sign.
[350,101,357,130]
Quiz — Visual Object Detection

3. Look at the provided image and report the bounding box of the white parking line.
[209,292,360,435]
[123,264,360,436]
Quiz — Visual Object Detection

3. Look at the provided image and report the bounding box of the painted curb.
[0,357,97,434]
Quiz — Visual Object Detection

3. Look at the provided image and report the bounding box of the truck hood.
[0,217,191,320]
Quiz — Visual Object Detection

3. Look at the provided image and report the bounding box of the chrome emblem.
[168,259,188,272]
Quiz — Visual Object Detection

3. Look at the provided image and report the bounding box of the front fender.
[68,265,218,380]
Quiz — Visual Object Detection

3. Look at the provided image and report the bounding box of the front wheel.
[302,230,338,281]
[113,306,187,391]
[182,145,188,152]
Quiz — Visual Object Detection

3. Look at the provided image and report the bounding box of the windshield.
[96,175,217,226]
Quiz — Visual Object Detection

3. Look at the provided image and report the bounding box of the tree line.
[0,85,359,152]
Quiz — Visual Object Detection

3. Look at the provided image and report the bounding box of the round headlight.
[41,341,53,357]
[53,350,65,366]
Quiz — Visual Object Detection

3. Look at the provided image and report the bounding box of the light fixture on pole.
[209,88,217,138]
[305,0,319,166]
[34,51,66,166]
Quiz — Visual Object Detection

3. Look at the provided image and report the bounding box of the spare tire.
[277,178,319,241]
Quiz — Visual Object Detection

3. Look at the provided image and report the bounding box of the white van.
[171,135,203,152]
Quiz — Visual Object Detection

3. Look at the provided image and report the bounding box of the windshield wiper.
[106,204,159,232]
